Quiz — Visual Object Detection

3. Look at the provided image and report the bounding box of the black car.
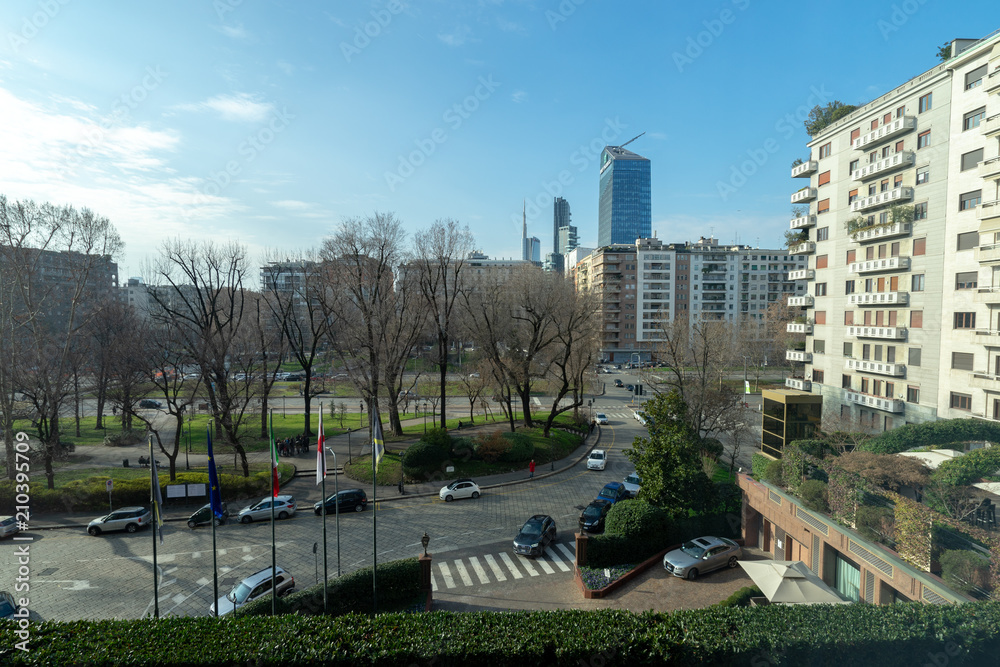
[0,591,20,619]
[314,488,368,515]
[187,503,229,529]
[625,384,635,392]
[513,514,557,557]
[578,499,612,533]
[614,379,624,387]
[139,399,162,409]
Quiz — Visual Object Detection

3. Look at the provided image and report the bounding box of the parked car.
[596,482,629,506]
[662,536,742,580]
[0,591,20,619]
[594,413,609,425]
[187,503,229,529]
[622,473,642,498]
[468,372,481,378]
[625,384,634,392]
[513,514,557,557]
[633,410,647,426]
[314,489,368,515]
[614,379,624,388]
[237,495,297,523]
[138,399,162,409]
[211,566,295,616]
[578,499,612,533]
[439,479,481,502]
[87,507,151,536]
[0,515,19,539]
[587,449,607,471]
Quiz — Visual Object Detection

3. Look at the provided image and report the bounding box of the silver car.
[622,473,642,498]
[237,495,296,523]
[211,566,295,616]
[87,507,152,536]
[663,535,741,580]
[0,515,19,539]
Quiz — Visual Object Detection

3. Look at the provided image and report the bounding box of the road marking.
[218,549,227,556]
[483,554,506,582]
[165,567,178,575]
[519,557,539,577]
[196,578,210,586]
[536,555,554,574]
[242,555,254,562]
[556,543,576,563]
[171,593,187,605]
[468,556,490,584]
[453,560,474,587]
[192,552,202,559]
[430,572,438,592]
[499,553,523,579]
[243,546,252,553]
[546,547,571,572]
[437,562,456,589]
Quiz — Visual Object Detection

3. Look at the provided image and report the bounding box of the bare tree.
[379,269,429,435]
[458,365,488,424]
[103,301,156,432]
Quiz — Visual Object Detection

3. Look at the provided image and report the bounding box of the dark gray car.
[662,536,742,580]
[513,514,556,557]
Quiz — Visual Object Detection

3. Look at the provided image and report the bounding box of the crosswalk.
[594,412,636,420]
[430,542,576,591]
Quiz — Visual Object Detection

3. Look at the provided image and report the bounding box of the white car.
[0,516,19,539]
[594,413,609,425]
[587,449,607,470]
[439,479,481,502]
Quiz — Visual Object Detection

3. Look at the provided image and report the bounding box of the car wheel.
[686,568,698,580]
[278,511,289,520]
[215,518,224,526]
[188,520,196,529]
[444,495,454,502]
[126,523,139,533]
[471,491,480,499]
[241,515,252,524]
[354,504,364,512]
[728,556,738,568]
[88,526,101,536]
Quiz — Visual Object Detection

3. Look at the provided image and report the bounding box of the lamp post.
[423,403,427,434]
[588,399,593,423]
[421,532,430,557]
[359,401,364,428]
[185,415,191,470]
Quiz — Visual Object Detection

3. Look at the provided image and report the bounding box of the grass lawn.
[26,461,293,488]
[175,413,349,453]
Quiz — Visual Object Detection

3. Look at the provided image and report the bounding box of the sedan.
[625,384,635,392]
[622,473,642,498]
[0,515,19,539]
[578,499,612,533]
[513,514,557,557]
[587,449,607,471]
[211,566,295,616]
[138,399,162,409]
[314,489,368,515]
[439,479,481,502]
[594,413,609,425]
[613,379,624,387]
[87,507,151,536]
[237,495,297,523]
[663,536,742,580]
[187,503,229,529]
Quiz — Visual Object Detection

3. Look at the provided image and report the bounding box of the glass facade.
[598,148,651,247]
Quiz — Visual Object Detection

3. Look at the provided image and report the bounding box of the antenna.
[618,132,645,149]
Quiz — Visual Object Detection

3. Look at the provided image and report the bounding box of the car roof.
[601,482,624,490]
[243,566,289,585]
[589,449,605,456]
[274,495,294,501]
[587,498,612,508]
[116,507,148,512]
[452,478,475,484]
[526,514,550,522]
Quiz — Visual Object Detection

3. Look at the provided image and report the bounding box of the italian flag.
[315,407,326,485]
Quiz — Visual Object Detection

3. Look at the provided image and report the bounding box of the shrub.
[700,438,724,459]
[714,585,763,608]
[605,500,669,540]
[751,452,771,480]
[861,418,1000,455]
[763,460,784,486]
[450,437,474,461]
[855,505,894,544]
[473,430,511,463]
[939,549,991,595]
[798,479,829,513]
[500,431,534,462]
[933,446,1000,487]
[103,429,146,447]
[788,439,832,458]
[420,427,453,455]
[401,441,447,473]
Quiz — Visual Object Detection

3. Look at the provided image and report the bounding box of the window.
[951,393,972,411]
[917,131,930,149]
[965,64,988,90]
[843,374,852,389]
[907,386,919,404]
[954,312,976,329]
[850,128,860,143]
[913,238,926,255]
[880,178,889,193]
[896,106,905,118]
[895,140,904,153]
[844,342,853,357]
[963,107,986,131]
[916,166,929,184]
[814,339,826,353]
[817,227,829,241]
[908,348,921,367]
[848,189,858,204]
[870,119,879,130]
[818,170,831,186]
[868,184,877,196]
[961,148,984,171]
[918,93,932,113]
[891,242,900,257]
[960,191,982,212]
[849,159,859,172]
[816,254,828,269]
[844,311,854,325]
[882,146,891,159]
[957,231,978,250]
[883,113,892,125]
[913,202,927,220]
[814,311,826,325]
[956,271,978,289]
[910,311,922,328]
[846,250,856,264]
[812,369,825,384]
[894,174,903,188]
[952,352,975,371]
[815,282,827,296]
[817,198,830,214]
[819,142,831,159]
[845,280,856,294]
[911,274,925,291]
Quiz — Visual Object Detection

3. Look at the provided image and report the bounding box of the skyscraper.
[598,144,651,247]
[553,197,571,253]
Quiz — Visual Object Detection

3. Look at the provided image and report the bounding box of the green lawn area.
[179,413,349,453]
[27,460,293,487]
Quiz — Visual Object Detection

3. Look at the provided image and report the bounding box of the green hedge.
[587,512,739,568]
[401,441,447,473]
[751,452,770,480]
[420,428,453,454]
[933,446,1000,487]
[500,431,534,462]
[605,500,669,540]
[713,584,763,608]
[236,558,421,618]
[5,605,1000,665]
[861,419,1000,455]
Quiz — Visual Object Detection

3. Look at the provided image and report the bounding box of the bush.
[763,460,784,486]
[939,549,991,595]
[473,430,511,463]
[788,439,832,458]
[856,506,894,544]
[450,437,474,461]
[933,446,1000,487]
[420,428,453,455]
[605,500,669,540]
[714,585,763,608]
[798,479,829,513]
[500,431,534,462]
[700,438,724,459]
[862,418,1000,455]
[103,429,146,447]
[751,452,771,480]
[401,441,447,473]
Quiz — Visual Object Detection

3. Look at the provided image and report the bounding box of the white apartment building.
[788,33,1000,430]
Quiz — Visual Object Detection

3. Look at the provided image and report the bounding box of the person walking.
[528,459,535,478]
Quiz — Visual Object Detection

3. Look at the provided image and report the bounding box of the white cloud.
[271,199,329,218]
[511,90,528,104]
[173,92,274,123]
[438,25,474,47]
[218,23,251,40]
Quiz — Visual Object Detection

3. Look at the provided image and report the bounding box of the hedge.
[751,452,770,480]
[499,431,534,462]
[861,419,1000,455]
[5,604,1000,665]
[713,584,763,608]
[586,512,739,568]
[401,441,447,473]
[933,446,1000,487]
[420,428,453,454]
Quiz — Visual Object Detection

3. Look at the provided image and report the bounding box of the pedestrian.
[529,459,535,478]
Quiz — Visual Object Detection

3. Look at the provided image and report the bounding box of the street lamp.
[185,415,191,470]
[588,399,593,423]
[421,532,430,557]
[423,403,427,434]
[359,401,364,428]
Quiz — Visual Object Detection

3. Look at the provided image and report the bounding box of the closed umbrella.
[739,560,849,605]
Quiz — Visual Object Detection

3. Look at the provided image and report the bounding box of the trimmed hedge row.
[933,446,1000,487]
[5,604,1000,665]
[586,511,739,568]
[861,419,1000,455]
[751,452,770,480]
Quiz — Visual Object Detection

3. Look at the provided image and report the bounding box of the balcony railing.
[852,221,912,243]
[987,70,1000,94]
[789,242,816,255]
[851,151,915,181]
[983,113,1000,138]
[980,201,1000,222]
[787,322,813,334]
[970,372,1000,389]
[974,287,1000,304]
[980,156,1000,181]
[976,243,1000,264]
[786,350,812,363]
[848,256,910,274]
[845,359,905,377]
[847,291,909,306]
[791,160,818,178]
[785,377,812,391]
[788,269,814,281]
[788,295,815,307]
[848,325,907,340]
[790,214,817,229]
[853,116,916,150]
[791,188,818,204]
[844,390,905,413]
[850,187,914,212]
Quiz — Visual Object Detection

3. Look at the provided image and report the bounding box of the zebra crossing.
[595,411,636,421]
[430,542,576,591]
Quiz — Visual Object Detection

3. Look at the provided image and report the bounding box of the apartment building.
[788,33,1000,431]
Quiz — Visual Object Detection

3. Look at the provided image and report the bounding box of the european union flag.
[207,425,224,519]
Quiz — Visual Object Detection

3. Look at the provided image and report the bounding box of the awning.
[739,560,850,605]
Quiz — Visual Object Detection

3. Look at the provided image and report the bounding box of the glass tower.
[598,147,651,247]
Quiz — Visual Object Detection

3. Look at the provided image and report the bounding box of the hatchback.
[314,489,368,515]
[596,482,629,505]
[87,507,151,536]
[614,379,624,387]
[439,479,481,502]
[237,495,297,523]
[138,399,162,409]
[587,450,607,471]
[578,499,612,533]
[211,566,295,616]
[187,503,229,528]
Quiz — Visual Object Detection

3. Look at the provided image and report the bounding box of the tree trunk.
[438,335,448,428]
[301,375,313,436]
[44,412,59,490]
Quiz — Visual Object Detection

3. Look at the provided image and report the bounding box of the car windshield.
[0,598,14,616]
[598,487,617,499]
[447,481,461,490]
[228,582,253,604]
[590,452,604,460]
[519,521,543,538]
[583,506,602,519]
[625,475,640,485]
[680,541,707,559]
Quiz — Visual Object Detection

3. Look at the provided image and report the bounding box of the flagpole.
[319,403,328,614]
[209,421,219,618]
[149,436,159,619]
[371,402,377,615]
[269,409,277,617]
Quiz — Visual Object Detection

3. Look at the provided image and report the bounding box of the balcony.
[788,295,815,307]
[852,221,912,243]
[787,322,813,334]
[847,291,909,306]
[791,188,817,204]
[976,243,1000,264]
[971,372,1000,389]
[850,187,914,213]
[974,287,1000,304]
[980,156,1000,181]
[987,69,1000,94]
[844,390,905,413]
[790,214,817,229]
[789,242,816,255]
[788,269,814,281]
[851,151,915,181]
[983,113,1000,138]
[785,377,812,391]
[853,116,916,150]
[980,201,1000,223]
[791,160,818,178]
[848,325,907,340]
[786,350,812,363]
[845,359,905,377]
[848,256,910,274]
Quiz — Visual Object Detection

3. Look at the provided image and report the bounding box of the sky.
[0,1,997,280]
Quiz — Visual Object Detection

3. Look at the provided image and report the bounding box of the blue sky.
[0,1,997,278]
